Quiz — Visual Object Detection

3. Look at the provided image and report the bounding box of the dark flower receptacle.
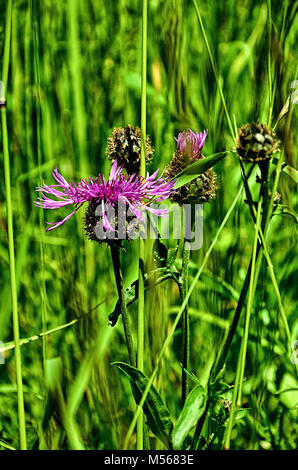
[236,122,280,163]
[106,125,154,174]
[83,202,144,244]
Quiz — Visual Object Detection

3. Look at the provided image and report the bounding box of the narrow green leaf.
[171,384,206,450]
[272,157,298,184]
[0,439,16,450]
[274,96,290,129]
[113,362,173,447]
[45,357,63,392]
[174,151,231,190]
[42,357,64,433]
[282,165,298,183]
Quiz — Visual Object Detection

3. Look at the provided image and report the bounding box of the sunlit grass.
[0,0,297,451]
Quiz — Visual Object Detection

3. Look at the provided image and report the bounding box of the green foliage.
[171,384,206,449]
[0,0,297,451]
[174,151,231,189]
[113,362,173,448]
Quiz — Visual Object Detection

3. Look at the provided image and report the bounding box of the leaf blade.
[171,384,206,450]
[113,362,173,447]
[174,151,231,190]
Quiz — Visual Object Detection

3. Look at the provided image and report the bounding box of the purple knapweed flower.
[34,160,176,232]
[175,128,207,161]
[165,127,217,205]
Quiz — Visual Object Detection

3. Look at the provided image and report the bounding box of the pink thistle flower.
[34,160,176,233]
[175,128,208,161]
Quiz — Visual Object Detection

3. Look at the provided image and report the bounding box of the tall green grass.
[0,0,297,450]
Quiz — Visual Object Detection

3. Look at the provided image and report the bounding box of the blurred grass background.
[0,0,297,450]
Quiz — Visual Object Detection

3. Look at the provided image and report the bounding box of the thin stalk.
[181,239,190,406]
[64,327,113,450]
[137,0,147,451]
[191,405,209,449]
[239,161,256,223]
[210,157,272,383]
[211,245,262,383]
[2,106,27,451]
[123,186,243,450]
[66,0,92,289]
[217,157,281,448]
[24,4,34,173]
[209,165,257,382]
[267,0,273,127]
[193,0,235,140]
[264,151,284,235]
[0,439,16,451]
[0,310,99,353]
[1,0,11,88]
[198,171,265,449]
[223,335,244,449]
[201,244,263,450]
[257,227,294,360]
[215,174,267,449]
[241,152,294,362]
[110,244,135,367]
[1,0,27,450]
[61,394,85,450]
[192,0,256,387]
[66,0,88,176]
[32,0,48,369]
[237,200,262,405]
[225,178,297,448]
[259,160,270,233]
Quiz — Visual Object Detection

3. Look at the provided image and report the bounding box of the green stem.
[257,227,294,362]
[123,186,243,450]
[137,0,147,451]
[191,404,209,449]
[193,0,235,140]
[67,0,88,176]
[181,239,190,406]
[193,244,262,450]
[223,335,244,449]
[237,200,262,405]
[221,187,266,449]
[267,0,273,127]
[259,160,270,233]
[211,158,271,383]
[1,0,27,451]
[204,171,269,448]
[264,151,284,235]
[2,106,27,451]
[210,250,260,384]
[219,157,280,448]
[110,244,136,367]
[32,0,48,370]
[239,161,257,223]
[226,172,297,448]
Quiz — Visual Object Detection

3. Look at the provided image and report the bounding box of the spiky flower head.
[106,125,154,174]
[236,122,280,163]
[175,128,208,162]
[34,160,175,243]
[166,128,217,205]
